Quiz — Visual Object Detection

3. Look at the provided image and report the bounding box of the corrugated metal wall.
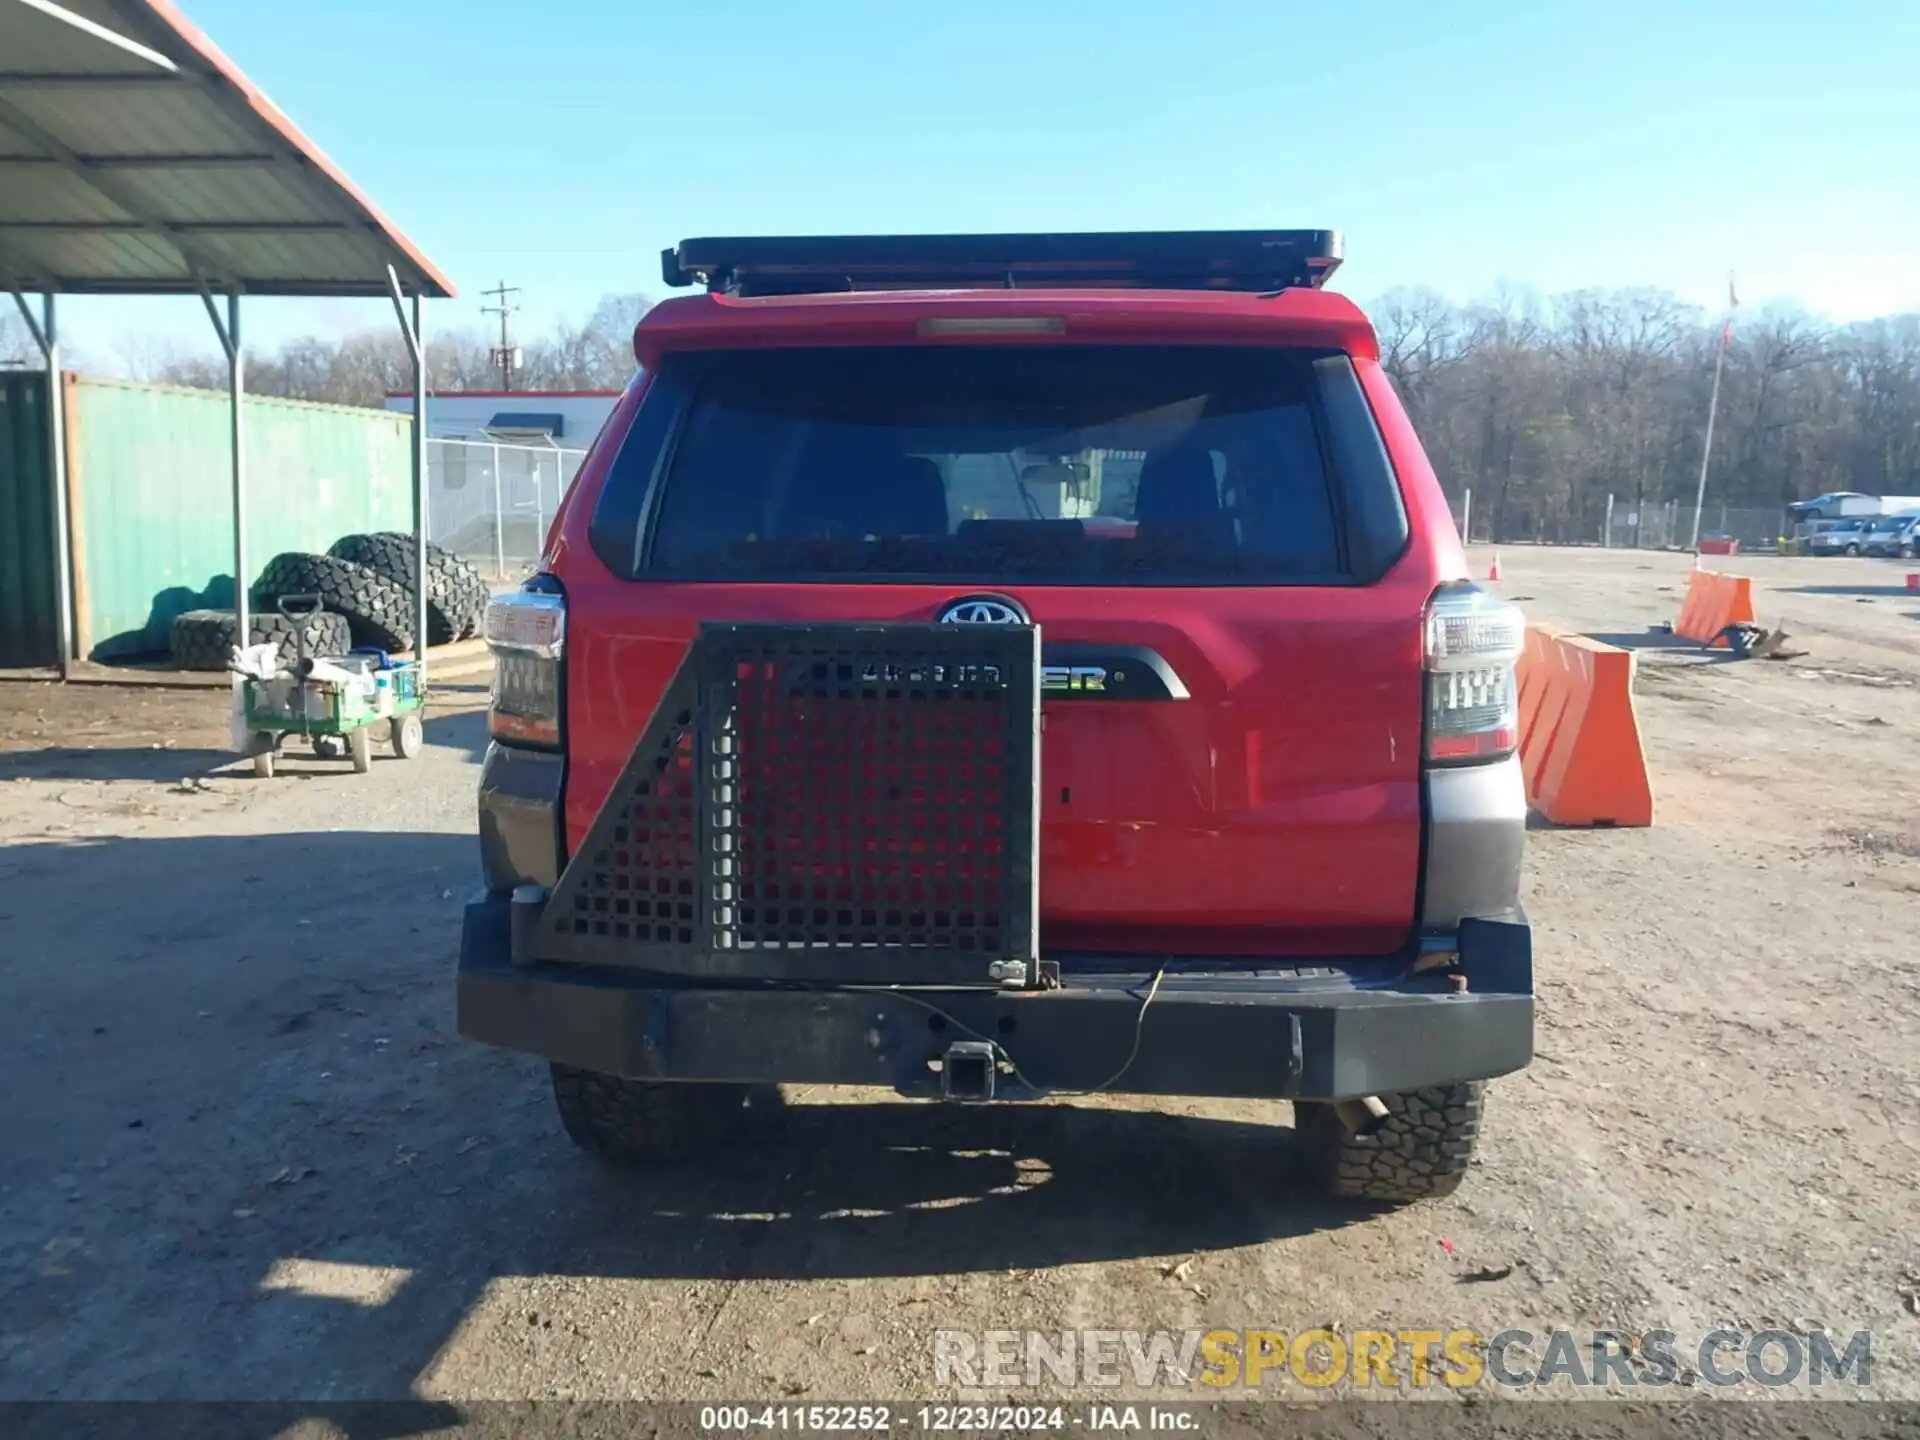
[70,377,414,658]
[0,372,58,669]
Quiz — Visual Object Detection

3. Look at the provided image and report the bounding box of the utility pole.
[481,280,522,391]
[1689,273,1737,554]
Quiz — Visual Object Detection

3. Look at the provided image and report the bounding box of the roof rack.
[661,230,1343,297]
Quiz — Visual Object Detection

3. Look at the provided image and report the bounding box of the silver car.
[1808,518,1874,556]
[1862,513,1920,558]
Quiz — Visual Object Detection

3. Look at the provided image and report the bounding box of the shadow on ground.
[1781,584,1916,599]
[1582,629,1742,663]
[0,828,1351,1401]
[0,706,490,782]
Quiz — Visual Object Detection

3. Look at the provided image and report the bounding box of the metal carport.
[1,0,456,677]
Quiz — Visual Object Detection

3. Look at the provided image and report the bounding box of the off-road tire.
[551,1064,780,1166]
[168,607,352,671]
[252,552,416,654]
[327,533,490,644]
[1297,1082,1484,1205]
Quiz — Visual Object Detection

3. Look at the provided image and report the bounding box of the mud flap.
[526,622,1041,986]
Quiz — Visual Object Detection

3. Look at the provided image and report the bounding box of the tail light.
[484,581,565,749]
[1424,584,1524,764]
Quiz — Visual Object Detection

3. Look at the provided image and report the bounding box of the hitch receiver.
[941,1041,999,1103]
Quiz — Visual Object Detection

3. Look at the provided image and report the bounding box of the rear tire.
[390,711,424,759]
[349,725,373,774]
[1297,1082,1484,1205]
[551,1064,780,1166]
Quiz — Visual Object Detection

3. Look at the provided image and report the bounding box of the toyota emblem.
[937,595,1030,626]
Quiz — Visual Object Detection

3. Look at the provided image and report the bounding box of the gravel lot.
[1,548,1916,1409]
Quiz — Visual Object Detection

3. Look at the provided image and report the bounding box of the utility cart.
[236,596,426,777]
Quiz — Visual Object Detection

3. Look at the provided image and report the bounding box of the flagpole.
[1688,273,1735,554]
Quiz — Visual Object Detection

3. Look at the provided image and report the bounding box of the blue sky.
[53,0,1920,362]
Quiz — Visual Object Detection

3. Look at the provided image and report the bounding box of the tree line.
[7,285,1918,543]
[1374,287,1920,542]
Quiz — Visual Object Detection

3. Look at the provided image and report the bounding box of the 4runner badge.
[938,595,1029,625]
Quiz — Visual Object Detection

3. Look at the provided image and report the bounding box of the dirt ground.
[0,548,1916,1411]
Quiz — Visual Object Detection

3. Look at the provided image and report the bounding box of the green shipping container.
[70,377,414,658]
[0,372,60,669]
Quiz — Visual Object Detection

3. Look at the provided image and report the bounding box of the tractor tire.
[168,607,353,671]
[327,533,491,644]
[252,552,416,654]
[1297,1082,1485,1206]
[550,1064,782,1166]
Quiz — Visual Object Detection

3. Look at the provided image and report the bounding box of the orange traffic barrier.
[1673,567,1756,647]
[1515,623,1654,828]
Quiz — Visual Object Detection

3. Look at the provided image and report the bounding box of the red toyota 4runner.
[460,232,1531,1206]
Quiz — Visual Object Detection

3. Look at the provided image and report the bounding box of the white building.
[384,389,622,449]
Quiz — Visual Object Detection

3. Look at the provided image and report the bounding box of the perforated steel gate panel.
[532,622,1040,985]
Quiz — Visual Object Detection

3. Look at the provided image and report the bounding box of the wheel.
[327,534,492,644]
[1845,543,1861,556]
[1297,1082,1485,1206]
[1903,544,1916,559]
[389,711,424,759]
[550,1064,781,1166]
[169,608,352,672]
[312,734,344,760]
[252,552,418,653]
[349,725,373,774]
[252,751,275,779]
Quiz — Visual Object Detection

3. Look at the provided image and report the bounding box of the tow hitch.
[941,1041,999,1103]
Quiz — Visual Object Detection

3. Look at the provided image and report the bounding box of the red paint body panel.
[549,291,1459,957]
[634,287,1380,368]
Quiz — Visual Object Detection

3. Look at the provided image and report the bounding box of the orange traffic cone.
[1487,551,1502,582]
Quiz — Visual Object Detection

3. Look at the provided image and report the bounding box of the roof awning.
[486,411,564,437]
[0,0,454,297]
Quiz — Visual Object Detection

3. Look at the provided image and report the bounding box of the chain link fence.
[427,439,589,581]
[1604,503,1789,552]
[1451,487,1789,553]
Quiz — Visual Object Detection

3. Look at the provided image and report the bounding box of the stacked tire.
[251,551,417,653]
[327,533,490,645]
[168,608,353,672]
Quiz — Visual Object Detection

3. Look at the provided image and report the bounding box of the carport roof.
[0,0,455,297]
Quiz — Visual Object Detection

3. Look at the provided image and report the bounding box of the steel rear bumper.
[457,897,1532,1102]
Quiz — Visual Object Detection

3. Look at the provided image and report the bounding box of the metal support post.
[199,284,245,647]
[491,443,505,579]
[535,457,548,557]
[1690,333,1728,554]
[11,290,74,673]
[1459,487,1472,544]
[387,265,429,685]
[1604,493,1614,547]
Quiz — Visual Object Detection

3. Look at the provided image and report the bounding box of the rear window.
[591,345,1407,585]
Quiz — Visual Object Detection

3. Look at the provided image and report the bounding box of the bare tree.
[0,306,33,368]
[85,282,1920,537]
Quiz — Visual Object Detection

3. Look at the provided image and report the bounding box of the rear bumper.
[457,897,1533,1101]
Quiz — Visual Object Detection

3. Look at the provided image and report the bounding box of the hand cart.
[238,595,426,778]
